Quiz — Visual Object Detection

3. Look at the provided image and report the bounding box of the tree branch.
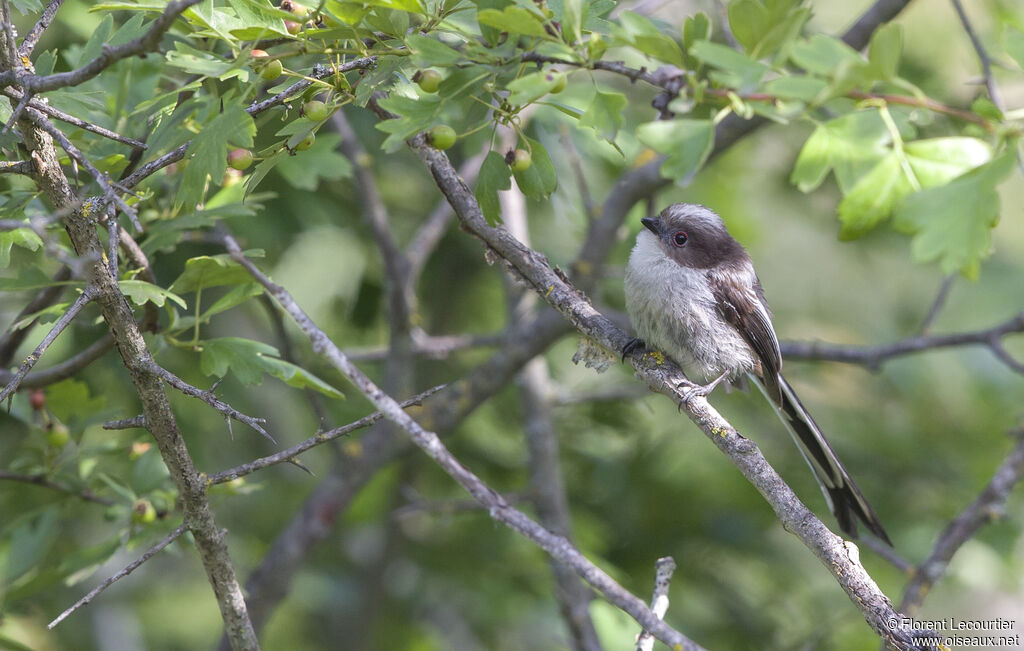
[1,86,147,149]
[222,231,707,651]
[899,430,1024,614]
[0,286,94,403]
[0,470,114,505]
[48,523,187,629]
[780,312,1024,373]
[17,0,63,58]
[401,135,923,649]
[949,0,1003,111]
[637,557,677,651]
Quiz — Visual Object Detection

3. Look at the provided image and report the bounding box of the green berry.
[131,499,157,524]
[415,69,442,93]
[284,20,301,35]
[295,133,315,151]
[302,100,330,121]
[46,423,70,448]
[510,148,532,172]
[227,148,254,170]
[427,125,456,150]
[260,59,284,81]
[547,70,566,93]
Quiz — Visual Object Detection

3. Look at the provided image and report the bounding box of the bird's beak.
[640,217,661,235]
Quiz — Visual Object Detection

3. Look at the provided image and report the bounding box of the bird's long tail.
[753,374,892,545]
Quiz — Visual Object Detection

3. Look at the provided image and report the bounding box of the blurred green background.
[1,0,1023,649]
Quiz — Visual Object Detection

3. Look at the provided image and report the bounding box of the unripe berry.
[427,125,456,150]
[132,499,157,524]
[509,148,532,172]
[260,59,284,81]
[414,69,442,93]
[295,133,315,151]
[302,100,330,121]
[227,148,254,170]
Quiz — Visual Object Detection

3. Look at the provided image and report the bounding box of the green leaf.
[614,12,683,65]
[579,89,627,141]
[790,111,890,193]
[0,226,44,269]
[477,7,549,38]
[789,34,863,76]
[867,22,902,80]
[507,70,565,105]
[226,0,290,39]
[407,34,463,66]
[836,153,913,239]
[513,137,557,201]
[561,0,584,44]
[3,508,59,585]
[176,102,256,209]
[636,119,714,184]
[761,76,827,102]
[324,0,369,24]
[689,40,769,90]
[276,132,354,190]
[169,252,263,294]
[259,356,345,399]
[892,153,1014,278]
[119,280,188,309]
[200,282,264,320]
[903,137,992,187]
[475,151,512,224]
[728,0,808,59]
[374,93,442,152]
[200,337,344,397]
[200,337,279,386]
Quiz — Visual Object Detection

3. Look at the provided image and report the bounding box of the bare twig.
[0,87,147,149]
[899,431,1024,614]
[144,361,274,443]
[0,470,114,505]
[18,0,63,57]
[0,286,94,402]
[8,0,201,93]
[103,415,147,430]
[949,0,1003,111]
[781,312,1024,374]
[344,330,504,362]
[637,557,677,651]
[0,334,114,388]
[0,266,71,366]
[119,57,377,191]
[401,134,922,649]
[222,231,707,651]
[207,384,447,485]
[0,160,32,174]
[919,274,956,334]
[48,523,186,629]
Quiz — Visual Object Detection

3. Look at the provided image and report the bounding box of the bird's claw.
[621,337,645,362]
[675,371,730,411]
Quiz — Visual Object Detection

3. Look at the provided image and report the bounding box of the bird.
[623,202,891,544]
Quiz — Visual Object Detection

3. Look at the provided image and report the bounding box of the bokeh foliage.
[1,0,1023,649]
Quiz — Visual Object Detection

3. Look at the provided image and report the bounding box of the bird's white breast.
[624,231,757,379]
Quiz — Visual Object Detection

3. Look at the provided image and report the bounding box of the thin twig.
[0,266,71,366]
[0,470,114,505]
[18,0,63,57]
[103,415,147,430]
[48,523,186,629]
[919,274,956,334]
[8,0,202,93]
[949,0,1003,111]
[0,87,147,149]
[344,330,504,362]
[207,384,447,485]
[899,431,1024,614]
[0,286,94,402]
[0,334,114,388]
[144,361,274,443]
[221,230,708,651]
[0,160,32,175]
[781,312,1024,374]
[637,557,677,651]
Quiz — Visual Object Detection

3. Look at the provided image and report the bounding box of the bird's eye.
[672,231,688,247]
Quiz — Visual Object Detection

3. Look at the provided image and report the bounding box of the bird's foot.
[676,371,730,411]
[621,337,646,362]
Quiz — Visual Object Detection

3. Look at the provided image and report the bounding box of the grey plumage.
[624,203,891,544]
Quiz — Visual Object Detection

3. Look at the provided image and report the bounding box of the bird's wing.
[709,270,782,401]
